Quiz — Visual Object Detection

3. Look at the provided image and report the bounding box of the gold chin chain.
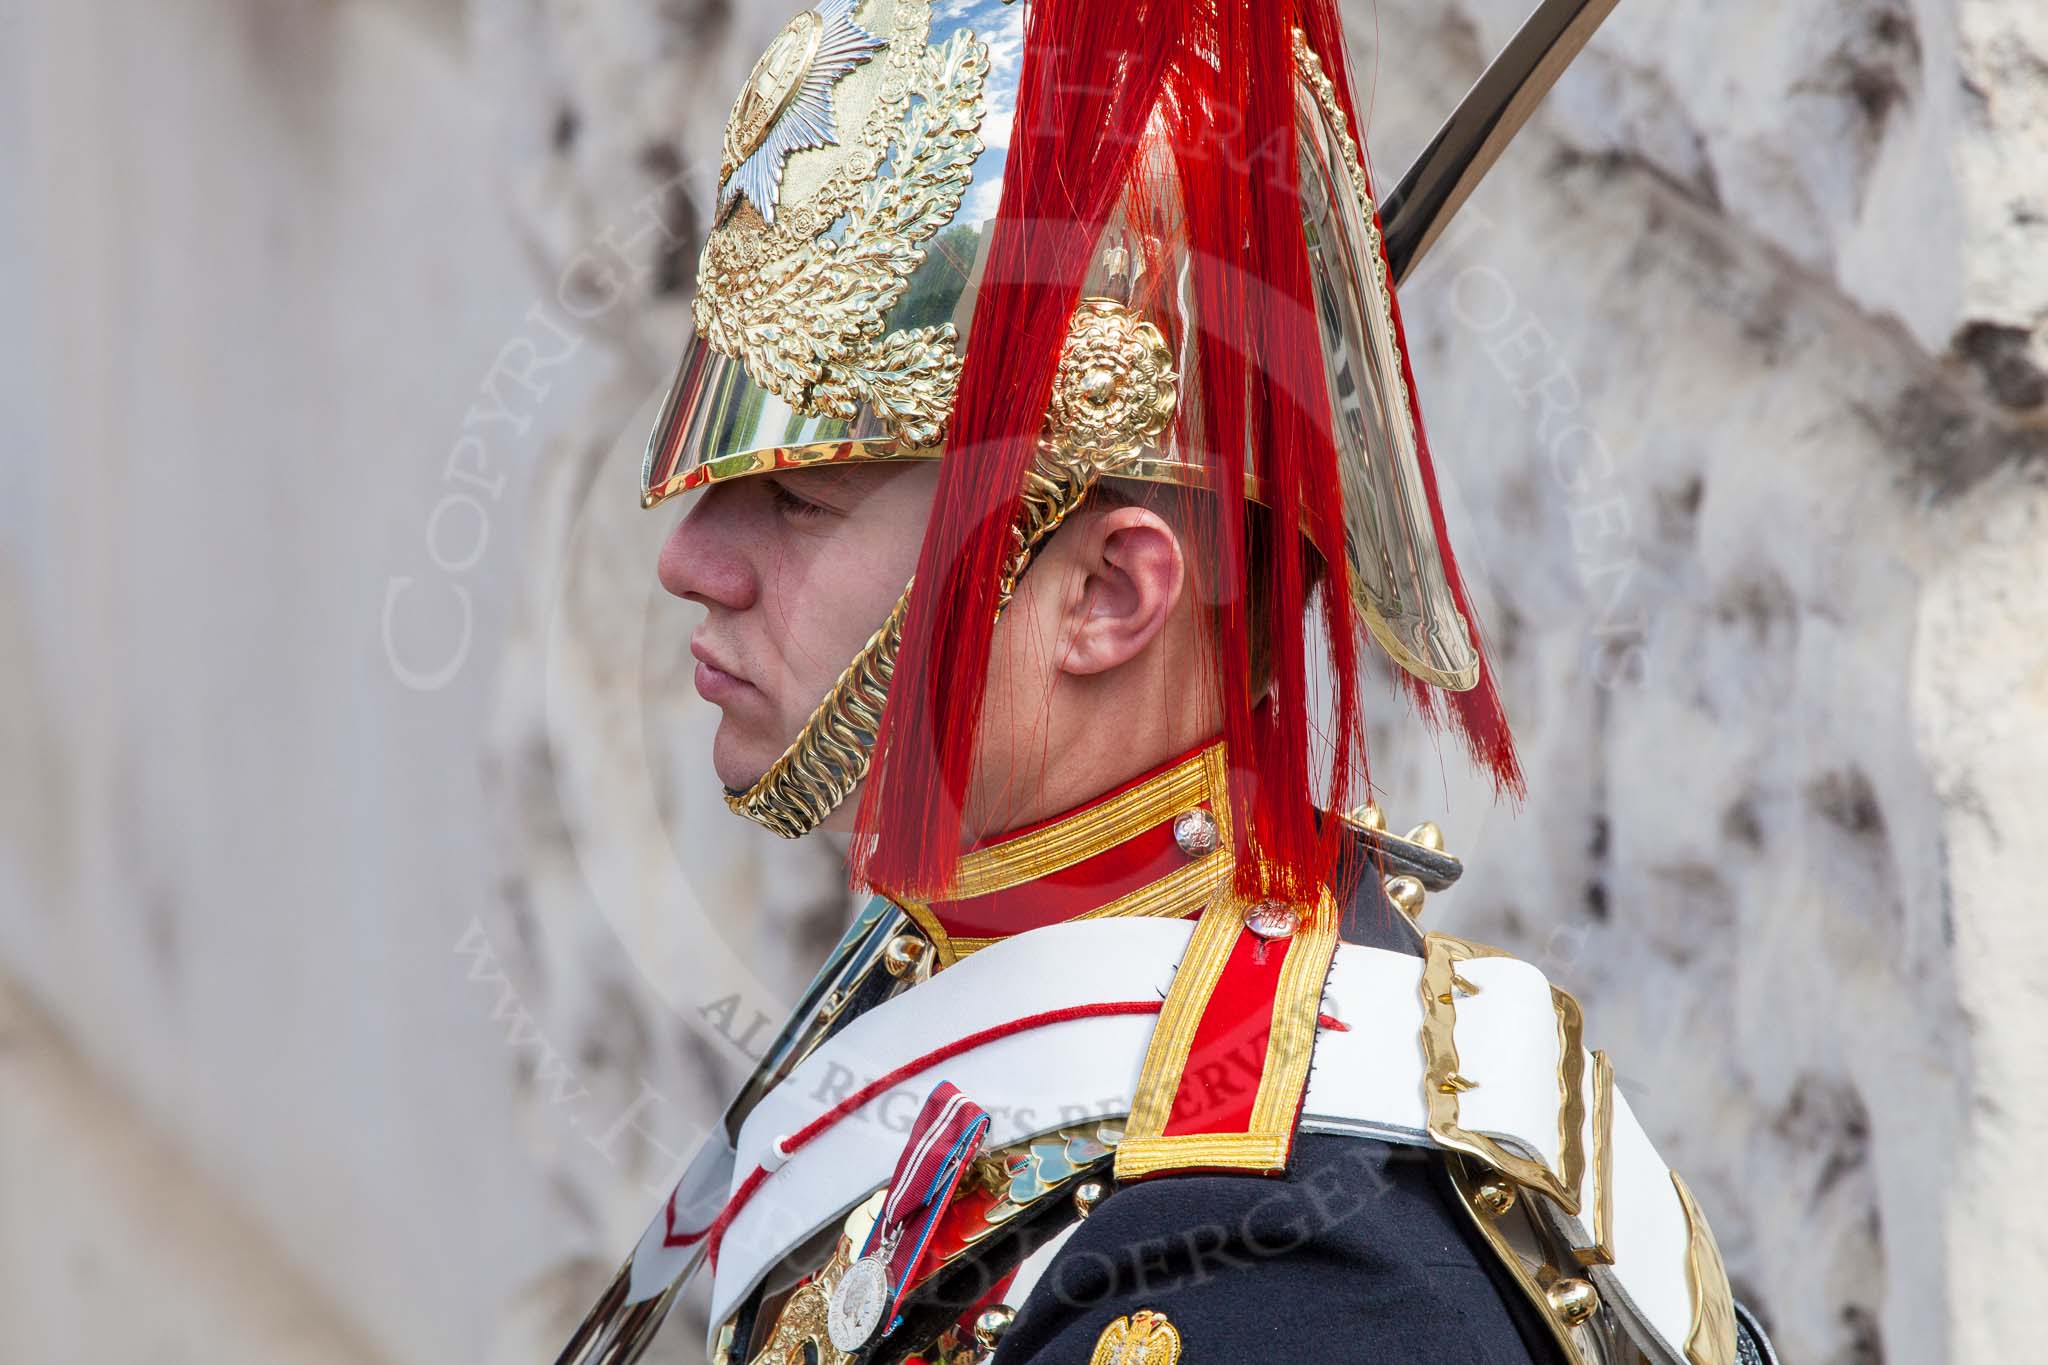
[724,586,910,838]
[725,298,1178,840]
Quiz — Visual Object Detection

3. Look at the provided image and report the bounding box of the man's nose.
[657,486,757,610]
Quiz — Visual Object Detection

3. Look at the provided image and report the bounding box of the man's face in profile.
[656,463,938,799]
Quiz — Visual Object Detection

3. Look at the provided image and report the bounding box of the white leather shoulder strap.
[711,919,1183,1323]
[710,917,1725,1364]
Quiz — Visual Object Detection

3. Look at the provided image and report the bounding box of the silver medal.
[827,1251,891,1352]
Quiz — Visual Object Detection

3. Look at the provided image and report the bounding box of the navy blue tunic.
[997,1133,1561,1362]
[998,841,1563,1363]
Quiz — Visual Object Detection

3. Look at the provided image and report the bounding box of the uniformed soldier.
[556,0,1781,1362]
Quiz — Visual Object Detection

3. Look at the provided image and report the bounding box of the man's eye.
[769,482,833,520]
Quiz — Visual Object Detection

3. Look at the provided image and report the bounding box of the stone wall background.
[3,1,2042,1363]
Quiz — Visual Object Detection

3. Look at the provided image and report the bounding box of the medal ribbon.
[858,1081,991,1331]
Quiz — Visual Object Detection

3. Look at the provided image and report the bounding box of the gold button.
[1344,802,1386,832]
[973,1305,1016,1350]
[1405,820,1447,851]
[883,934,931,979]
[1547,1277,1600,1326]
[1472,1179,1517,1219]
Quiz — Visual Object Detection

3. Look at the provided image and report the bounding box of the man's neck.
[966,671,1220,842]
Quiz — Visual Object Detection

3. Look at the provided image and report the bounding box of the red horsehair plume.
[852,0,1520,901]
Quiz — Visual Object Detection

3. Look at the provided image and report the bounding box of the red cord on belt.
[665,999,1166,1263]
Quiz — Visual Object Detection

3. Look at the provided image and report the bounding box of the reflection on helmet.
[643,0,1477,691]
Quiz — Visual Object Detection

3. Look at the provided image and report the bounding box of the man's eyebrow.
[797,465,896,508]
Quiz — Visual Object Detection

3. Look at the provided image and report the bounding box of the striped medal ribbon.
[826,1082,992,1352]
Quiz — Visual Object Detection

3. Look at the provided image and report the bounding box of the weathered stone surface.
[4,1,2044,1363]
[1349,5,2047,1363]
[0,980,402,1365]
[1454,0,2048,392]
[0,2,638,1361]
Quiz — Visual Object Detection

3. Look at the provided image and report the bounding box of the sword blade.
[1382,0,1623,284]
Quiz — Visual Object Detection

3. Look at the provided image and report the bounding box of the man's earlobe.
[1060,506,1187,677]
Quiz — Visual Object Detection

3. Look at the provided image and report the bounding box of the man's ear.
[1058,504,1186,677]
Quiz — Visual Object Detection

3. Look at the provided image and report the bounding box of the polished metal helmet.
[643,0,1502,844]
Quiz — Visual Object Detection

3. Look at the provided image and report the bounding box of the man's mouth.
[690,635,755,705]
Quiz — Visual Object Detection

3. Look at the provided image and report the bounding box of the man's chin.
[710,723,780,795]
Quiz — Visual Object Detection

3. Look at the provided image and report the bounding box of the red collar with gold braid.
[890,741,1235,966]
[886,739,1339,1180]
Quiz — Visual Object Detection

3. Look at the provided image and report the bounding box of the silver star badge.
[718,0,885,224]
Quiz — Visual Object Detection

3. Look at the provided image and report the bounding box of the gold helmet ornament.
[644,0,1522,895]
